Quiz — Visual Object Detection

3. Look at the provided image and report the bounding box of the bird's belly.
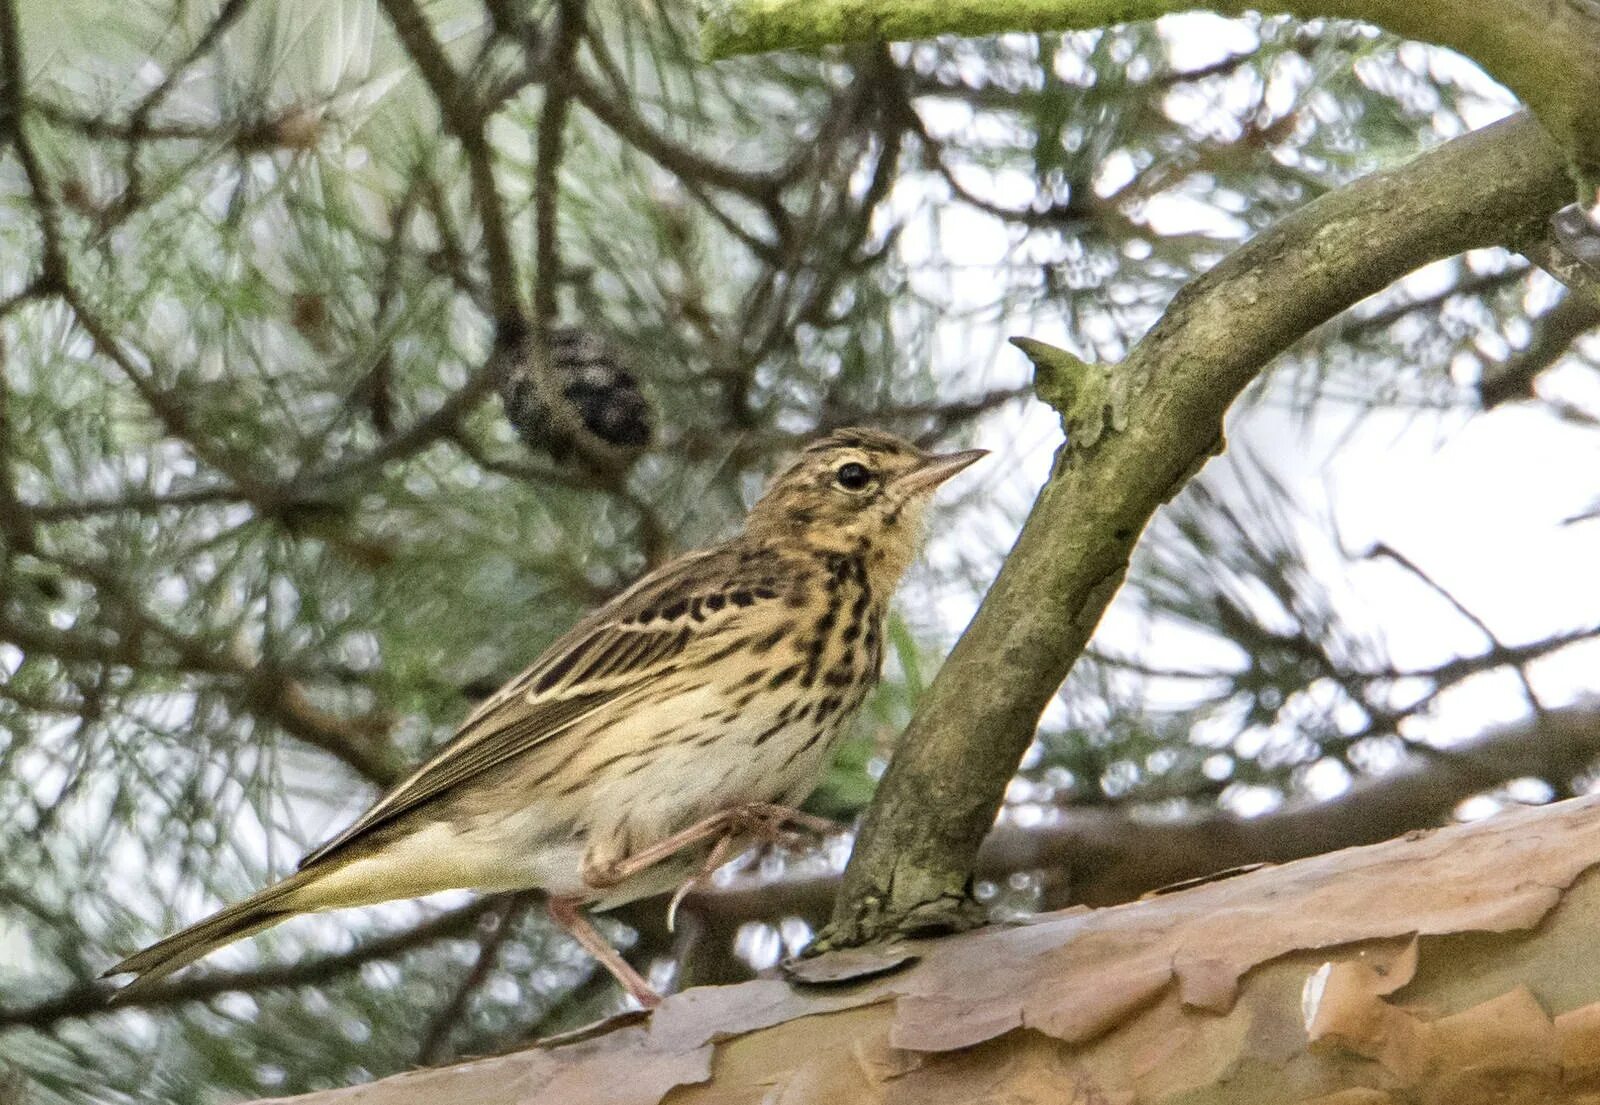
[595,696,841,824]
[430,684,856,908]
[354,809,689,906]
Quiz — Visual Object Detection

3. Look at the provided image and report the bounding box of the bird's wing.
[298,547,789,870]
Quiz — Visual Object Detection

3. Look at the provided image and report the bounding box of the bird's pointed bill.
[895,448,988,494]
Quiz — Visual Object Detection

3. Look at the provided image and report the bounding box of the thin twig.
[0,0,67,288]
[378,0,523,324]
[1366,541,1548,717]
[414,893,533,1065]
[532,1,581,330]
[108,0,258,220]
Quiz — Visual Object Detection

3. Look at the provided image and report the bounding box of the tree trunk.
[251,793,1600,1105]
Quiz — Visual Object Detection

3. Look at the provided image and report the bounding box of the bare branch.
[563,61,786,201]
[0,0,67,289]
[532,3,582,329]
[415,894,533,1065]
[377,0,523,323]
[1480,291,1600,408]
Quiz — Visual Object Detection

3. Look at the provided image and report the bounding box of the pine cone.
[497,324,653,469]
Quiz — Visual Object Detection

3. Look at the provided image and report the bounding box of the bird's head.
[747,428,986,581]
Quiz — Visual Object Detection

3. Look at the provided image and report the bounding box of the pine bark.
[251,793,1600,1105]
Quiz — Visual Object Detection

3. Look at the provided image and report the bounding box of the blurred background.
[2,2,1598,1102]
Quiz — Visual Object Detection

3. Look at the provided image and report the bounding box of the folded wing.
[296,548,775,870]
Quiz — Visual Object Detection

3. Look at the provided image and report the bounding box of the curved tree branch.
[814,112,1574,949]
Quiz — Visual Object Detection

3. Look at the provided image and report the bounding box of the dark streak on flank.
[752,624,789,654]
[559,748,641,794]
[781,723,832,769]
[864,622,883,676]
[752,718,789,747]
[769,663,803,689]
[701,634,754,665]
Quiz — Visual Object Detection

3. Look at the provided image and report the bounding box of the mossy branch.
[698,0,1600,191]
[1011,337,1125,451]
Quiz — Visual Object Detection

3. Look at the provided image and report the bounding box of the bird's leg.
[583,803,837,890]
[546,895,661,1009]
[665,831,741,933]
[582,810,743,889]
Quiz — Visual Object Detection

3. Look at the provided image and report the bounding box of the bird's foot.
[663,804,839,932]
[724,802,837,849]
[580,804,838,892]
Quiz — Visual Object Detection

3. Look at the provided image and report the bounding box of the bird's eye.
[835,462,872,491]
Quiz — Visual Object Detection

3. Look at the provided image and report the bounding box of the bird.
[105,428,986,1007]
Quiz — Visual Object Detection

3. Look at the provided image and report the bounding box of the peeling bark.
[250,793,1600,1105]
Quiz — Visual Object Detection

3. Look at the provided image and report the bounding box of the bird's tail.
[103,868,323,1003]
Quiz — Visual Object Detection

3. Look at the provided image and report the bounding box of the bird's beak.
[896,448,989,495]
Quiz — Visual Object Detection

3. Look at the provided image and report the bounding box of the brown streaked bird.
[106,428,986,1007]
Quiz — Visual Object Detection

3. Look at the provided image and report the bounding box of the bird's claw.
[665,875,697,934]
[728,803,837,845]
[666,806,837,933]
[581,859,624,889]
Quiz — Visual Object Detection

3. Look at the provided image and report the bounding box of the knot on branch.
[806,889,985,955]
[1010,336,1128,451]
